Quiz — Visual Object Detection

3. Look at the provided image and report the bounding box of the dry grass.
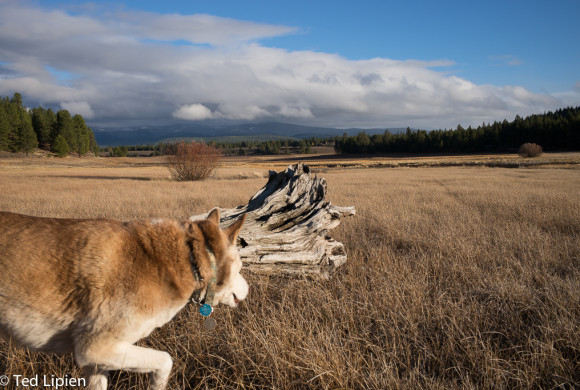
[0,156,579,389]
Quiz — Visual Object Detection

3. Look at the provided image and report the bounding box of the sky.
[0,0,579,130]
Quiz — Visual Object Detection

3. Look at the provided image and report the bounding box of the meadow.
[0,153,579,389]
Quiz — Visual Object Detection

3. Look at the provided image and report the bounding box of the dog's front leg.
[76,341,173,390]
[83,366,108,390]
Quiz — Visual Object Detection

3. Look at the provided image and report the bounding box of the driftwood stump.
[190,163,356,278]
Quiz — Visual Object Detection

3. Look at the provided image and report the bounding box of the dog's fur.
[0,209,247,390]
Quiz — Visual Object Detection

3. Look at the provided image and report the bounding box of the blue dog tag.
[199,304,213,317]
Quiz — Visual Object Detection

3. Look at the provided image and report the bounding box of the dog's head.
[187,209,248,308]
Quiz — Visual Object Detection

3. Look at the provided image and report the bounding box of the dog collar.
[189,252,203,283]
[189,247,218,330]
[203,247,217,309]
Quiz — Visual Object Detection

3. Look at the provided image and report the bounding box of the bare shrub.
[519,143,543,157]
[166,141,220,181]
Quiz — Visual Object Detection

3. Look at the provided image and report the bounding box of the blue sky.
[0,0,578,129]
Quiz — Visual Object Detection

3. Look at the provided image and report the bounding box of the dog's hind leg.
[76,341,173,390]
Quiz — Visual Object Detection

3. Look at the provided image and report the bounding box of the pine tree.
[10,92,23,107]
[4,95,21,151]
[31,107,55,148]
[88,128,99,156]
[52,134,69,157]
[16,112,38,156]
[0,105,10,151]
[52,110,76,150]
[72,114,88,156]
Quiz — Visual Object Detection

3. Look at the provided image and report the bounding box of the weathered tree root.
[191,163,356,278]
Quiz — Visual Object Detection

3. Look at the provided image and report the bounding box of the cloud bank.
[173,104,214,120]
[0,2,574,129]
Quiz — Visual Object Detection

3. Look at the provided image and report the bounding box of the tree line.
[0,93,99,157]
[212,138,328,156]
[334,107,580,154]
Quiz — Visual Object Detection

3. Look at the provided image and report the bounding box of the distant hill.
[92,121,402,146]
[159,134,301,144]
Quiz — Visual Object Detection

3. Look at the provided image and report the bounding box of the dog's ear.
[207,208,220,225]
[225,213,246,244]
[182,221,203,248]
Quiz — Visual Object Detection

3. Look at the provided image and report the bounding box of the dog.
[0,209,247,390]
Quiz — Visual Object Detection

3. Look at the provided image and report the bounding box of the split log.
[190,163,356,278]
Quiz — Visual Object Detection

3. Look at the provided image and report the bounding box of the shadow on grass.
[47,175,155,181]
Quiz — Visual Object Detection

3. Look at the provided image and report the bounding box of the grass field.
[0,153,579,389]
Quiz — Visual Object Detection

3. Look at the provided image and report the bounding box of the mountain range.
[92,121,401,146]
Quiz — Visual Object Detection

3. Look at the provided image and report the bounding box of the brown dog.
[0,209,247,389]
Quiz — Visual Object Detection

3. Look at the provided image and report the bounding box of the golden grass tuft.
[0,158,579,389]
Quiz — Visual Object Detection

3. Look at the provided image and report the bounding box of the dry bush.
[166,141,220,181]
[1,162,579,389]
[519,142,543,157]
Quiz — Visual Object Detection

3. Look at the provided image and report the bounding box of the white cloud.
[0,2,574,130]
[278,104,314,119]
[490,55,523,67]
[173,104,214,120]
[138,13,297,46]
[60,101,95,118]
